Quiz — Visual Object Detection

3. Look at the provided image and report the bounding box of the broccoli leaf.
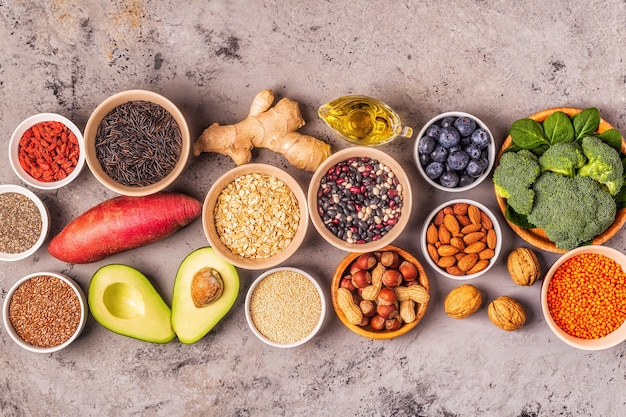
[595,129,623,153]
[509,118,549,149]
[543,111,575,144]
[504,204,536,229]
[572,107,600,141]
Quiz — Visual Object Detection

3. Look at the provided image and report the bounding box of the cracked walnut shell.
[488,296,526,331]
[507,247,541,286]
[444,284,482,319]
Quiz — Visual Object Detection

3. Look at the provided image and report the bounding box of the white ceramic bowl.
[541,245,626,350]
[245,267,326,348]
[9,113,86,190]
[421,199,502,280]
[0,184,50,262]
[2,272,88,353]
[414,111,495,192]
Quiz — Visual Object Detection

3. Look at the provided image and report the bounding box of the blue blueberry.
[425,162,444,180]
[419,153,431,166]
[440,116,457,128]
[466,159,486,178]
[460,135,472,147]
[471,128,491,148]
[458,174,475,187]
[438,126,461,148]
[425,124,442,139]
[453,116,477,137]
[439,170,460,188]
[430,145,448,163]
[464,143,482,160]
[447,150,470,171]
[417,136,436,154]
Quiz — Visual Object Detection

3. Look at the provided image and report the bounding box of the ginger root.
[193,89,332,172]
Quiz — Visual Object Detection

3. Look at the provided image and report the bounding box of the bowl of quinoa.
[0,184,50,262]
[541,245,626,350]
[307,147,412,253]
[245,267,326,348]
[3,272,87,353]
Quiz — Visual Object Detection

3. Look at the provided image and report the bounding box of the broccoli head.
[492,149,540,215]
[578,135,624,195]
[527,172,616,250]
[538,142,586,177]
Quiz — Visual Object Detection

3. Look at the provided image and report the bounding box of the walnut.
[487,296,526,331]
[507,247,541,286]
[444,284,482,319]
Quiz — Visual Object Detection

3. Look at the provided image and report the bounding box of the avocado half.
[88,264,176,344]
[171,247,239,344]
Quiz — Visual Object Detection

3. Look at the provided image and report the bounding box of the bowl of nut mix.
[331,245,430,339]
[203,163,309,270]
[421,199,502,280]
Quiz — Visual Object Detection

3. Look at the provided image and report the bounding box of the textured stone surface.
[1,1,626,416]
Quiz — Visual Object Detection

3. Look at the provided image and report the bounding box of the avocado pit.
[191,267,224,307]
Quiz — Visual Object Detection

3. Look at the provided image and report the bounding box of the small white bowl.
[245,267,326,348]
[9,113,86,190]
[414,111,495,192]
[2,272,88,353]
[421,199,502,280]
[541,246,626,350]
[0,184,50,262]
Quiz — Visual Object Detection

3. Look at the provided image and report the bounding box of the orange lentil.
[547,253,626,339]
[18,121,79,182]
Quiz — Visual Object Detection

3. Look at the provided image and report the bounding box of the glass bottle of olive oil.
[318,95,413,146]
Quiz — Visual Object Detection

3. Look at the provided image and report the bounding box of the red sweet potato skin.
[48,192,202,263]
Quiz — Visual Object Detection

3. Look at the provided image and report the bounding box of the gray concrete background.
[1,1,626,416]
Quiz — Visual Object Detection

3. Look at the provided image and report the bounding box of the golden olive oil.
[318,95,413,146]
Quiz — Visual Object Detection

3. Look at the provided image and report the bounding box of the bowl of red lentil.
[9,113,86,190]
[2,272,87,353]
[0,184,50,262]
[245,267,326,348]
[203,163,309,270]
[541,245,626,350]
[83,89,190,197]
[307,147,412,253]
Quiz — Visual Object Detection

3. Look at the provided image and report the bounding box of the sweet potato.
[48,192,202,264]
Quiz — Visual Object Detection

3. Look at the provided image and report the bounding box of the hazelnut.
[444,284,482,319]
[507,247,541,286]
[487,296,526,331]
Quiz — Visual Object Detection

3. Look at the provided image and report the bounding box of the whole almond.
[443,206,454,215]
[468,205,481,225]
[487,229,497,249]
[438,245,459,256]
[457,215,472,227]
[467,259,490,274]
[427,243,439,263]
[433,210,445,226]
[443,214,461,236]
[480,212,493,229]
[461,223,482,234]
[438,224,451,244]
[426,224,439,244]
[453,203,469,215]
[450,237,465,251]
[446,266,465,276]
[457,253,479,272]
[465,241,487,254]
[478,248,495,260]
[437,256,457,268]
[463,231,485,244]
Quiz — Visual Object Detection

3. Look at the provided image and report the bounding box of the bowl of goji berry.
[9,113,86,190]
[541,245,626,350]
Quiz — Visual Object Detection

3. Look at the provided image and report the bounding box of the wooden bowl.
[331,245,430,340]
[495,107,626,253]
[203,164,309,270]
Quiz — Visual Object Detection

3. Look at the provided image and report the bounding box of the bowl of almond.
[421,199,501,280]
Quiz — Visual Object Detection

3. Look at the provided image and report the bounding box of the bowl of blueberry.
[414,112,495,192]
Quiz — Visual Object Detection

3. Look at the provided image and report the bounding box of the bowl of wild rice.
[83,89,190,196]
[245,267,326,348]
[2,271,87,353]
[0,184,50,262]
[203,163,309,270]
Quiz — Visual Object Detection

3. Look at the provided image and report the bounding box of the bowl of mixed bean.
[0,184,50,262]
[2,271,87,353]
[203,163,309,270]
[83,89,190,196]
[9,112,86,190]
[541,245,626,350]
[307,147,412,253]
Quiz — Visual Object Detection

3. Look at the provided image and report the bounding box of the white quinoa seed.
[249,270,322,344]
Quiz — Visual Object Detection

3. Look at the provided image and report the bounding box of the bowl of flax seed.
[3,272,87,353]
[245,267,327,348]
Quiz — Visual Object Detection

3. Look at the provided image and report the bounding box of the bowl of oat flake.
[245,267,326,348]
[3,272,87,353]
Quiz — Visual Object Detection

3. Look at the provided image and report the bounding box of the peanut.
[395,285,430,304]
[425,203,497,277]
[337,287,363,325]
[400,299,417,323]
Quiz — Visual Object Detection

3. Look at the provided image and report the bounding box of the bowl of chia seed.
[2,271,87,353]
[83,89,190,197]
[0,184,50,262]
[307,147,412,253]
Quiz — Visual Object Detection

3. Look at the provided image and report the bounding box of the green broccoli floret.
[492,149,540,215]
[578,135,624,195]
[527,172,616,250]
[538,142,586,177]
